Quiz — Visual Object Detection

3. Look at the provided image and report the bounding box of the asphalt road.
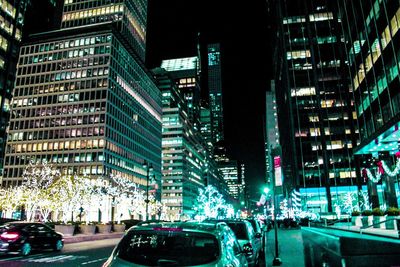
[0,238,119,267]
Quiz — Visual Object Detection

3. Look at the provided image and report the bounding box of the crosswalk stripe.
[29,255,74,263]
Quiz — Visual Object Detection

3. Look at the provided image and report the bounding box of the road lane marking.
[0,253,45,262]
[81,257,108,265]
[25,255,87,263]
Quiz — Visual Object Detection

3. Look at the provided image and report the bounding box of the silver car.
[223,220,261,267]
[103,221,248,267]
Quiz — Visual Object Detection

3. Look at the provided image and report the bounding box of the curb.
[63,232,124,244]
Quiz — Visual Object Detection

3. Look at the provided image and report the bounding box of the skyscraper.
[153,67,206,220]
[2,0,162,188]
[207,43,224,144]
[161,57,201,130]
[265,80,280,185]
[272,0,359,212]
[337,0,400,208]
[0,0,29,174]
[199,102,213,154]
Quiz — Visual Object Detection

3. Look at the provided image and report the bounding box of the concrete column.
[383,175,398,208]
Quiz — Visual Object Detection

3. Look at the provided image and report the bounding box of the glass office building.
[153,67,205,220]
[2,0,162,188]
[272,0,359,212]
[0,0,28,174]
[161,57,201,131]
[337,0,400,208]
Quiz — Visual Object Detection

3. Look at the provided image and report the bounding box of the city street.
[0,238,119,266]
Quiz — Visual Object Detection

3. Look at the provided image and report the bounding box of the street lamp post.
[143,161,153,221]
[272,188,282,266]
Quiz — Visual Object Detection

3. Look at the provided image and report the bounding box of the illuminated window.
[287,50,311,60]
[291,87,316,97]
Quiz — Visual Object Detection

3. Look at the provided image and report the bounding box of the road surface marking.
[26,255,87,263]
[81,257,109,265]
[0,253,45,262]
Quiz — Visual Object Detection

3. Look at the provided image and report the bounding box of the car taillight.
[0,232,20,241]
[243,242,253,255]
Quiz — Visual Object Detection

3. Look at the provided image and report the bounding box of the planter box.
[55,225,75,236]
[385,216,398,230]
[97,224,112,233]
[80,225,96,235]
[352,216,362,227]
[373,216,385,229]
[361,216,371,228]
[113,224,126,232]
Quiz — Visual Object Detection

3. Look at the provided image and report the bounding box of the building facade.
[161,57,201,131]
[199,103,213,154]
[207,43,224,144]
[214,143,240,200]
[154,67,206,220]
[265,80,280,185]
[337,0,400,208]
[2,0,162,190]
[0,0,29,174]
[272,0,359,212]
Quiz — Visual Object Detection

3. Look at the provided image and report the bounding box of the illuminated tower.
[3,0,162,189]
[207,43,224,143]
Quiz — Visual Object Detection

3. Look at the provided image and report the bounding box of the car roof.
[129,221,228,236]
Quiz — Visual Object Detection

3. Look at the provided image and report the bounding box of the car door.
[224,228,248,267]
[23,224,41,249]
[232,234,248,267]
[36,224,56,248]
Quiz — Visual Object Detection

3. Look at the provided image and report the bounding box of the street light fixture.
[143,161,153,221]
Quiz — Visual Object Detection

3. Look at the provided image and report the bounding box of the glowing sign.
[274,156,282,187]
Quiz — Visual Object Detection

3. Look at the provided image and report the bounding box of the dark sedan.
[0,222,63,256]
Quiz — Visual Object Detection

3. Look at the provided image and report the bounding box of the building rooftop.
[161,57,198,72]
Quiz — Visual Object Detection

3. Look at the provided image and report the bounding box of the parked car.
[103,221,248,267]
[0,222,64,256]
[204,219,261,267]
[246,218,264,251]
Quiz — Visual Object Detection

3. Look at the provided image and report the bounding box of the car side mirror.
[255,232,262,238]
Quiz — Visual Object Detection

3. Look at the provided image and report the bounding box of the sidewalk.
[63,232,124,244]
[264,228,305,267]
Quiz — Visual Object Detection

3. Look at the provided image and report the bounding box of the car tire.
[20,243,32,256]
[54,239,63,252]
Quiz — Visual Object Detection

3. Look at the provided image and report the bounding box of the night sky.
[146,0,272,199]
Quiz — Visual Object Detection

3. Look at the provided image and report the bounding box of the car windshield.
[226,223,248,240]
[116,229,219,266]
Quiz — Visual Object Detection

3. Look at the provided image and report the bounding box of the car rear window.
[226,223,248,240]
[116,229,219,266]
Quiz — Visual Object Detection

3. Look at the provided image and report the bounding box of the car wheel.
[20,243,32,256]
[54,239,63,251]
